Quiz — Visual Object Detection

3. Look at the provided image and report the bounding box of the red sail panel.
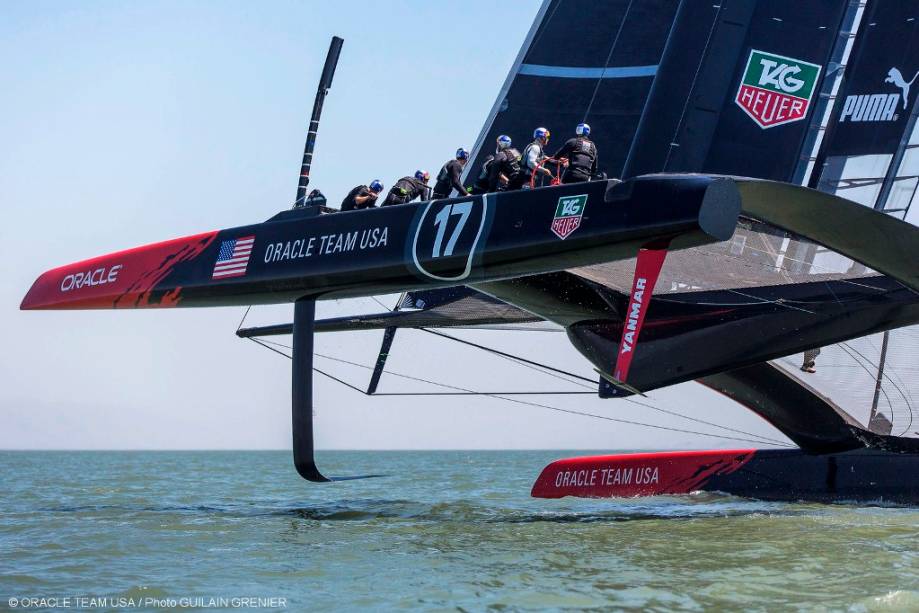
[20,231,217,310]
[531,449,755,498]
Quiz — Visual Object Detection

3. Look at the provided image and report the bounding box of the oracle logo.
[60,265,122,292]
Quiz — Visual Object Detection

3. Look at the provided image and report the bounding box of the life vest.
[522,141,544,171]
[568,137,597,172]
[500,148,523,178]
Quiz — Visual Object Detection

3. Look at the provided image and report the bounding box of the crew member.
[432,148,470,198]
[382,170,430,206]
[304,189,327,208]
[552,123,597,184]
[340,180,384,211]
[470,154,494,195]
[801,348,820,373]
[488,135,526,192]
[523,127,553,187]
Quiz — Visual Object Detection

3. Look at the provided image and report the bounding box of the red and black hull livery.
[532,448,919,504]
[21,175,738,311]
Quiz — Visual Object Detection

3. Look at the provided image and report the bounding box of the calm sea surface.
[1,450,917,611]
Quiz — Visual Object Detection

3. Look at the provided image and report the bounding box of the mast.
[293,36,344,208]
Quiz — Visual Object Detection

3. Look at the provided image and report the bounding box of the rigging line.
[692,246,885,294]
[314,350,514,389]
[837,343,898,434]
[257,338,292,349]
[869,333,919,408]
[252,333,785,443]
[583,0,633,122]
[292,341,784,444]
[252,336,586,392]
[527,0,563,60]
[488,352,596,390]
[311,352,598,397]
[315,366,370,395]
[419,329,595,390]
[750,233,795,285]
[236,305,252,332]
[724,288,817,315]
[248,337,291,359]
[621,396,791,446]
[374,391,597,396]
[822,279,845,311]
[369,295,391,311]
[420,328,596,385]
[840,340,914,436]
[451,342,592,389]
[248,338,792,447]
[840,339,911,415]
[836,342,896,425]
[438,325,563,332]
[662,292,877,309]
[420,329,787,444]
[320,340,791,445]
[662,2,722,169]
[250,338,591,396]
[481,393,794,447]
[454,344,595,390]
[729,245,881,290]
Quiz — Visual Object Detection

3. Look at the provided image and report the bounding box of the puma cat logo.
[885,67,919,110]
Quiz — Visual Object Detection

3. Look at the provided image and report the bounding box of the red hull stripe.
[612,245,669,382]
[530,449,756,498]
[20,231,218,310]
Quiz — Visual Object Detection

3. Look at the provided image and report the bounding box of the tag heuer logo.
[551,195,587,240]
[735,49,821,129]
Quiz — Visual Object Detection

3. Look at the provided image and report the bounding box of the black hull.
[703,448,919,504]
[532,448,919,505]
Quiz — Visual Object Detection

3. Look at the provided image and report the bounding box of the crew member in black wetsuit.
[488,135,527,192]
[381,170,430,206]
[470,154,494,195]
[432,148,470,198]
[552,123,598,184]
[340,179,384,211]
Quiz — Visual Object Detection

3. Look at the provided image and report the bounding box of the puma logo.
[885,67,919,110]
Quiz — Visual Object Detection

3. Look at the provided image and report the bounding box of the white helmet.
[496,134,512,151]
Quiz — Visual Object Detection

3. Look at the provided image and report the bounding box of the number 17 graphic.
[431,202,473,258]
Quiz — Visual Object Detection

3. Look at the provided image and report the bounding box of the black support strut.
[291,297,329,481]
[291,292,381,482]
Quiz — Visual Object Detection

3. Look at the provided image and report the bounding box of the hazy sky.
[1,1,790,451]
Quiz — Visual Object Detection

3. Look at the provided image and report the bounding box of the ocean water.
[1,450,917,612]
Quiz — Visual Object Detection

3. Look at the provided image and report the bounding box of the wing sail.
[468,0,851,184]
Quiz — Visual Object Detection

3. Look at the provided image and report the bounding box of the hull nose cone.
[19,231,217,311]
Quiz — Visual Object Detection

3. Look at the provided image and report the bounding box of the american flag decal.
[212,235,255,279]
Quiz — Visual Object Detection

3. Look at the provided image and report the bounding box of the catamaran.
[21,0,919,503]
